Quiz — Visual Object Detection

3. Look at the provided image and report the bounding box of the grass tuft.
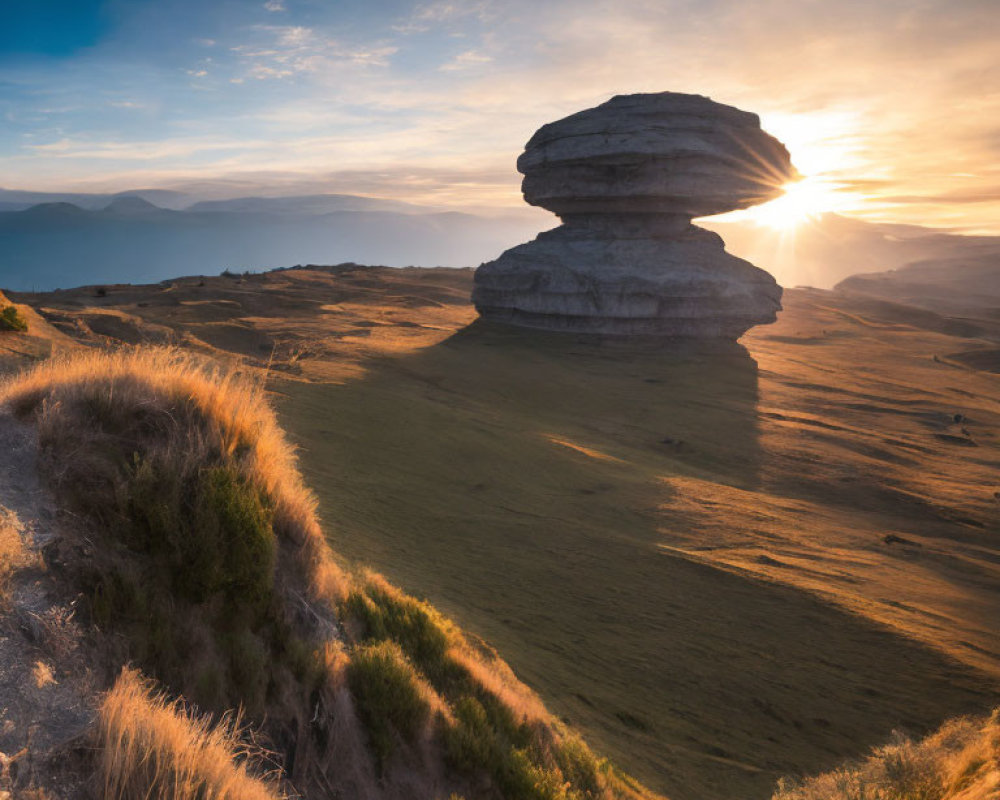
[773,710,1000,800]
[100,667,284,800]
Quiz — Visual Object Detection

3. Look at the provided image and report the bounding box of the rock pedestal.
[473,92,797,338]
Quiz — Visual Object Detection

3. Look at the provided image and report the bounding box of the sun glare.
[748,177,843,230]
[700,109,869,232]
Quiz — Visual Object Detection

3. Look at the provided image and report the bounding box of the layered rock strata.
[473,91,797,338]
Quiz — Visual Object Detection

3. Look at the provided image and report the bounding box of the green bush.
[503,749,575,800]
[345,577,602,797]
[346,641,431,766]
[72,448,285,713]
[125,461,275,607]
[343,580,467,689]
[444,697,498,773]
[444,695,581,800]
[552,736,604,797]
[0,305,27,332]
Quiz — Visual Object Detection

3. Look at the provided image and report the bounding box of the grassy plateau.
[4,265,1000,799]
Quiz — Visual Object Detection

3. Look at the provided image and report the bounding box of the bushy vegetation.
[341,571,641,800]
[0,348,333,717]
[346,641,433,766]
[0,346,655,800]
[0,304,28,332]
[773,711,1000,800]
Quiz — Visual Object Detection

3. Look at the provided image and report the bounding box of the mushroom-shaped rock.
[473,91,796,338]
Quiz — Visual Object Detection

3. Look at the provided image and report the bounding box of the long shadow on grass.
[277,320,997,800]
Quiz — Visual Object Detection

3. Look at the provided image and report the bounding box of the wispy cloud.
[439,49,493,71]
[24,136,267,161]
[232,25,397,81]
[394,0,495,34]
[263,0,286,11]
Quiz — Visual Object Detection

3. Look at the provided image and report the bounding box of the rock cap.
[518,91,796,218]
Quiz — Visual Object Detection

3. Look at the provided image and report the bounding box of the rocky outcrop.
[473,91,796,338]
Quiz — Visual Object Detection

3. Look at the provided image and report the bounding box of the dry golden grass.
[447,638,549,726]
[99,667,284,800]
[774,710,1000,800]
[0,345,347,608]
[0,507,26,609]
[12,266,1000,800]
[0,346,349,792]
[0,505,43,614]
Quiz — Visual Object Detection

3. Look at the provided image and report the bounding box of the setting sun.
[747,177,845,230]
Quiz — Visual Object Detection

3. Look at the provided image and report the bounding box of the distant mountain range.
[1,187,998,294]
[0,187,193,212]
[703,213,1000,290]
[0,193,550,291]
[838,254,1000,318]
[185,194,426,215]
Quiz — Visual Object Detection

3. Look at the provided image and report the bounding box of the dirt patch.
[0,414,95,798]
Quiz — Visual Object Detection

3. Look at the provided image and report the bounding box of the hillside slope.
[6,265,1000,800]
[0,346,655,799]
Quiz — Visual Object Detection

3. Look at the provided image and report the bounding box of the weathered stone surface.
[473,91,795,338]
[474,222,782,337]
[519,92,795,218]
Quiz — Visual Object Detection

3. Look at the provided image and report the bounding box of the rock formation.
[473,92,797,338]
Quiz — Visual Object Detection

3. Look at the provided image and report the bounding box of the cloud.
[263,0,286,11]
[394,0,495,33]
[24,137,269,161]
[247,64,293,80]
[439,50,493,71]
[233,25,397,81]
[878,187,1000,205]
[270,25,311,47]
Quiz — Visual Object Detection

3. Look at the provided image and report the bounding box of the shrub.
[503,748,575,800]
[343,575,464,687]
[125,461,275,607]
[444,696,597,800]
[340,570,627,798]
[0,305,27,332]
[58,440,281,707]
[346,641,432,766]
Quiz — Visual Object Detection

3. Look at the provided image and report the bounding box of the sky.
[1,0,999,231]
